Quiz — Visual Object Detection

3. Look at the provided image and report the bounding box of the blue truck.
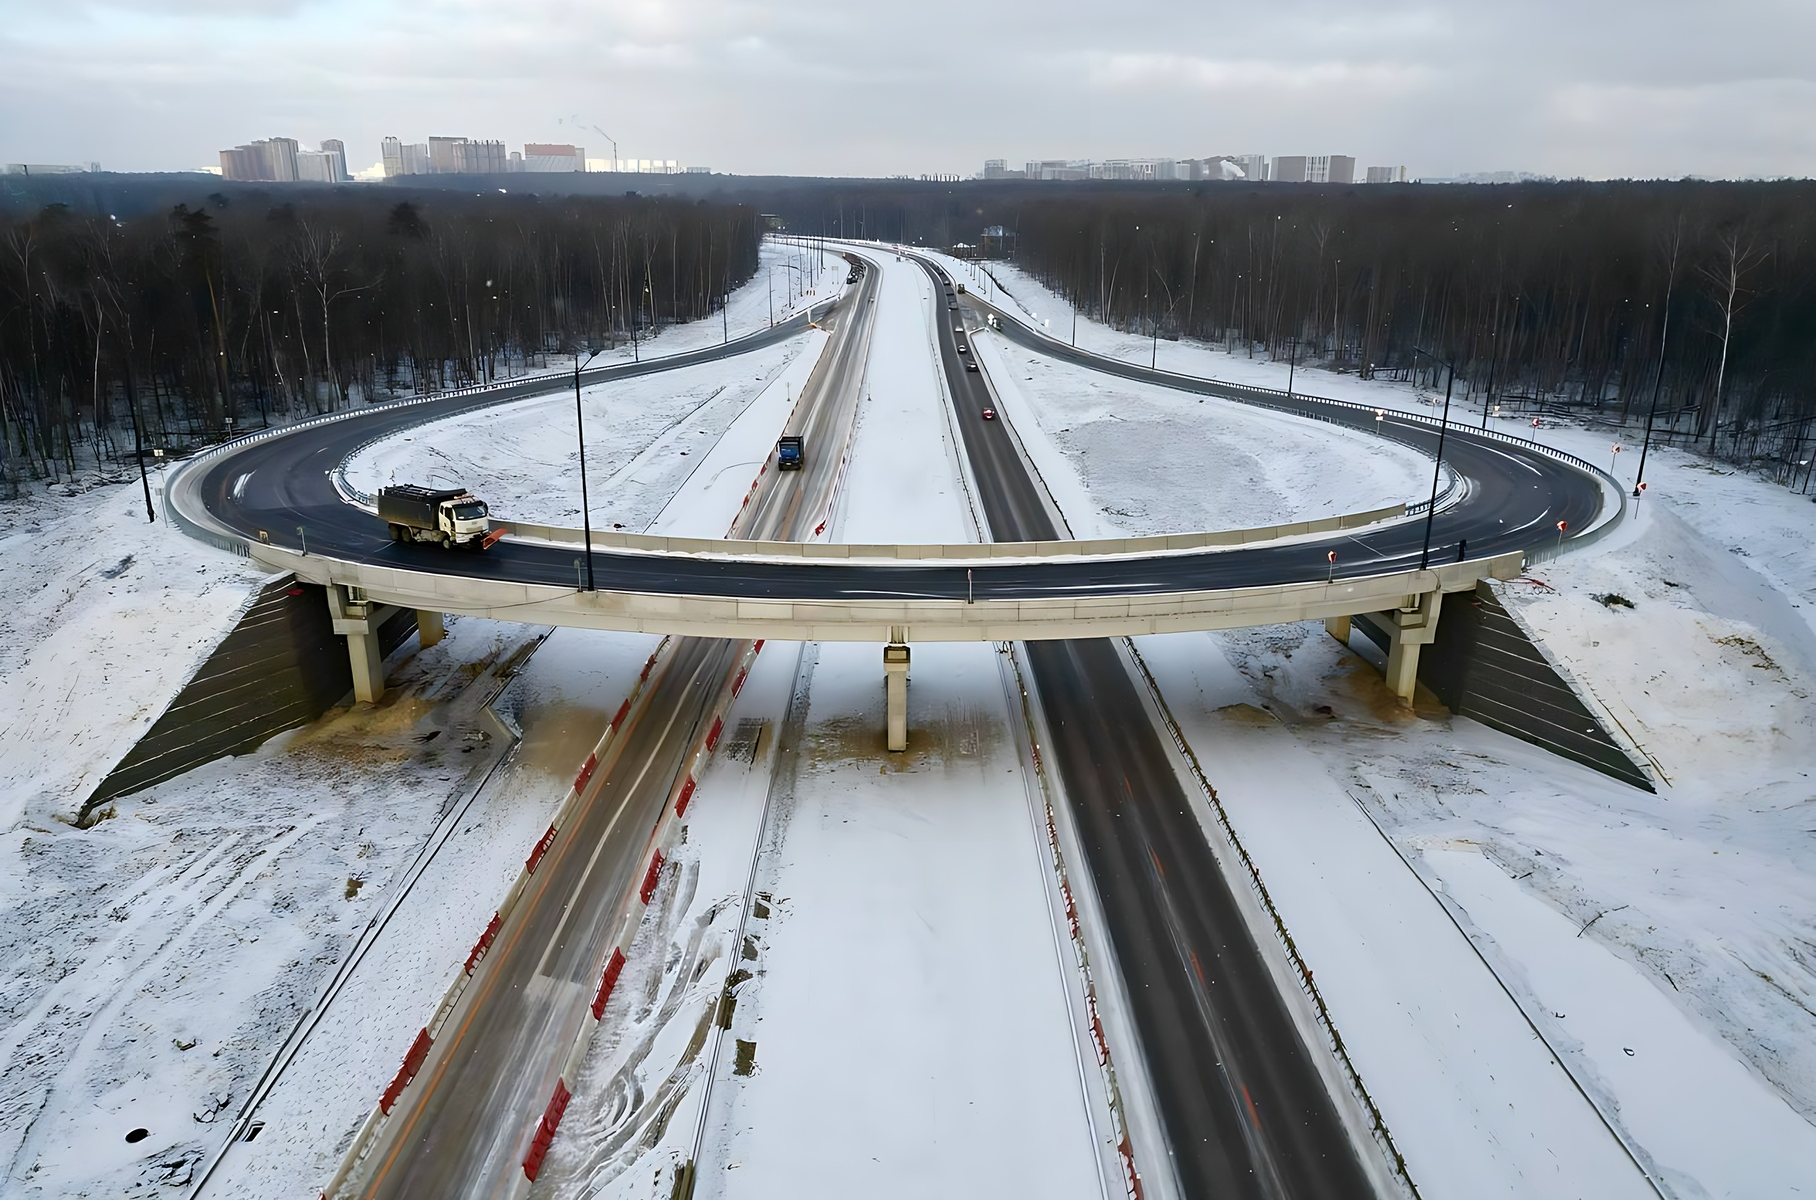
[777,435,804,471]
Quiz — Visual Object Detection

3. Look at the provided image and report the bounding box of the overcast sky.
[2,0,1811,180]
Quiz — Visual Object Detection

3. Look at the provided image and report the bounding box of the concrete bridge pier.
[416,608,446,649]
[1382,589,1442,705]
[883,629,911,751]
[328,585,388,704]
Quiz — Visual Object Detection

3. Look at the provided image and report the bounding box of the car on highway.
[957,343,968,353]
[981,407,996,419]
[966,361,979,372]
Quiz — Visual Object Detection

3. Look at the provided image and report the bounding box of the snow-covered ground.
[9,232,1815,1200]
[0,476,264,830]
[970,321,1431,539]
[0,605,549,1198]
[951,256,1816,1196]
[344,333,824,531]
[0,256,841,1199]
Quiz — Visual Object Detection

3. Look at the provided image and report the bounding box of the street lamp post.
[1286,336,1298,403]
[574,348,602,591]
[1412,347,1457,571]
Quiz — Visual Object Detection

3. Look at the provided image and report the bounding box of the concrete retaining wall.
[81,574,419,820]
[1355,581,1653,790]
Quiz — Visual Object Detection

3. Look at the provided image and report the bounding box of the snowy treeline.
[0,186,763,494]
[998,182,1816,479]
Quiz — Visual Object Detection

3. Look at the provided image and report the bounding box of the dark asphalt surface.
[182,300,1604,609]
[922,259,1377,1198]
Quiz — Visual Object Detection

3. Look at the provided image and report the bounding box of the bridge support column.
[883,632,910,752]
[328,585,387,705]
[1324,614,1351,644]
[417,609,446,649]
[1383,590,1441,706]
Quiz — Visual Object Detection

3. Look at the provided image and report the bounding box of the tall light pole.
[1286,335,1298,402]
[574,347,602,591]
[1412,346,1456,572]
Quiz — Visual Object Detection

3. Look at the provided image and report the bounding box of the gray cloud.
[0,0,1810,179]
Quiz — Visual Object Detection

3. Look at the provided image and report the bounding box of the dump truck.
[378,484,492,549]
[776,435,804,471]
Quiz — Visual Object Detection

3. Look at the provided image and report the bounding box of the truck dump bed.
[378,485,465,527]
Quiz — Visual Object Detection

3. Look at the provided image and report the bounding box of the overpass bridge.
[165,258,1618,743]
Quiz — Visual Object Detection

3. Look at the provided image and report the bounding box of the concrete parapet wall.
[496,503,1410,563]
[256,544,1522,644]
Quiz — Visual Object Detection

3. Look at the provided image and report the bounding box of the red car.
[981,408,996,421]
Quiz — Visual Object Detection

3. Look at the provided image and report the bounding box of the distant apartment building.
[1231,153,1269,181]
[520,143,585,172]
[426,136,508,175]
[1308,155,1355,183]
[219,137,300,181]
[1365,165,1409,184]
[381,137,429,177]
[218,137,347,182]
[1269,154,1355,184]
[321,139,348,181]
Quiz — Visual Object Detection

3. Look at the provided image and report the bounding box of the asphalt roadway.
[183,346,1602,609]
[344,258,879,1200]
[922,259,1376,1198]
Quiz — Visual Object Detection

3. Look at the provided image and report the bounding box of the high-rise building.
[381,137,432,177]
[1232,154,1269,181]
[1307,154,1355,184]
[1272,155,1308,183]
[521,143,585,172]
[320,139,349,182]
[295,151,337,182]
[1365,165,1408,184]
[218,137,300,181]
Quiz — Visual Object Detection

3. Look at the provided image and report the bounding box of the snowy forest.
[996,182,1816,479]
[0,187,763,494]
[773,178,1816,483]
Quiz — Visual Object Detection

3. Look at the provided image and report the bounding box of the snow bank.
[0,616,547,1197]
[343,335,820,531]
[971,330,1431,538]
[0,477,264,830]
